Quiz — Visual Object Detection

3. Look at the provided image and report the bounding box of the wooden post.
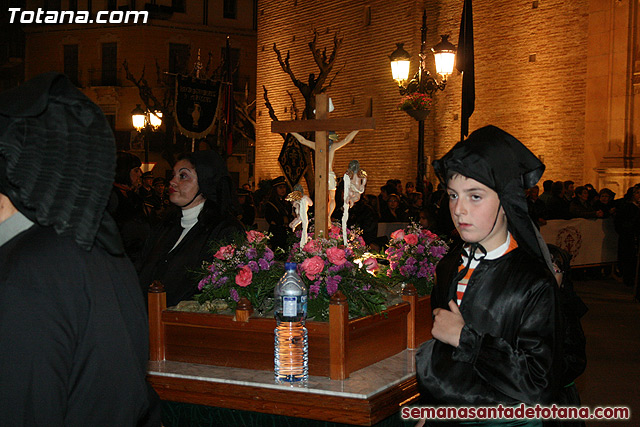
[314,94,330,236]
[148,280,166,361]
[234,297,253,322]
[329,290,349,380]
[402,283,419,349]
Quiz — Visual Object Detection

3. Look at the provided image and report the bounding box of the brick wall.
[256,0,589,192]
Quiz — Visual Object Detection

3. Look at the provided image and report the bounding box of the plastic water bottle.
[274,262,308,382]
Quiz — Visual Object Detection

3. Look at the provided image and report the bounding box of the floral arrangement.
[288,224,388,321]
[397,92,432,111]
[195,230,284,312]
[385,223,449,296]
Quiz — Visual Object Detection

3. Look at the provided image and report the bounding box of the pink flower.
[363,257,379,273]
[329,225,341,238]
[301,256,325,280]
[235,265,253,287]
[214,244,235,260]
[326,247,346,265]
[390,229,405,240]
[246,230,265,243]
[303,239,322,254]
[404,233,419,245]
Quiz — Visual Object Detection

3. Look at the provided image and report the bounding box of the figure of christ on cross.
[290,130,359,222]
[271,93,375,237]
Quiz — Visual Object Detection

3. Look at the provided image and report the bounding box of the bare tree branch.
[286,90,300,120]
[263,85,285,139]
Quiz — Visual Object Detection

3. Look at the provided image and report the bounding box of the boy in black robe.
[415,125,562,426]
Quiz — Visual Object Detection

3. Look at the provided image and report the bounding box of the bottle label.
[282,296,297,317]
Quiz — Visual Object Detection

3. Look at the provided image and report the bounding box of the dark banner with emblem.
[173,75,221,139]
[278,133,309,187]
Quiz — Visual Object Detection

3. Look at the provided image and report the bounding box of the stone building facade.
[21,0,257,184]
[256,0,640,196]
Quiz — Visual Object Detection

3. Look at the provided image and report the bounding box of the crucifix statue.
[271,94,375,237]
[290,129,359,222]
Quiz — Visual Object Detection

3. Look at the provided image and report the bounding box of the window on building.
[223,0,237,19]
[172,0,185,13]
[64,44,79,86]
[101,42,117,86]
[221,47,240,88]
[169,43,190,74]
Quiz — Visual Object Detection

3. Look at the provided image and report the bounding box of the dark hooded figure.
[0,73,159,425]
[107,151,150,264]
[415,125,561,427]
[545,245,587,427]
[138,150,244,307]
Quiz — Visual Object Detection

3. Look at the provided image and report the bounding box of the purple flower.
[328,264,342,273]
[325,275,342,296]
[326,281,338,296]
[258,258,270,270]
[309,284,321,297]
[198,277,209,291]
[247,260,259,272]
[216,276,229,288]
[399,265,418,277]
[406,257,417,266]
[361,284,371,291]
[229,288,239,302]
[430,245,447,258]
[415,244,425,255]
[263,247,274,261]
[246,248,257,259]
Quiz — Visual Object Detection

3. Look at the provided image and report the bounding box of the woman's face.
[276,184,287,198]
[169,159,205,209]
[388,197,399,210]
[129,167,142,189]
[579,189,588,201]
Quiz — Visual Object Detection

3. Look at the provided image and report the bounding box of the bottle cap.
[284,262,297,271]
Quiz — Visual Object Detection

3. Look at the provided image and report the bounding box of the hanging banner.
[539,218,618,266]
[278,133,309,187]
[173,75,221,139]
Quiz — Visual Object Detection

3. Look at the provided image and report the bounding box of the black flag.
[456,0,474,140]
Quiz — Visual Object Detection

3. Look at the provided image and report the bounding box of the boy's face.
[447,175,508,252]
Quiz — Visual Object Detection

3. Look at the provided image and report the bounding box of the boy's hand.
[431,300,465,347]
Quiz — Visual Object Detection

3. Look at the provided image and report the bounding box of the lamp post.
[389,10,455,194]
[131,104,163,165]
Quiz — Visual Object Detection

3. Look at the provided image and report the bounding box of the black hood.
[0,72,123,255]
[433,125,551,267]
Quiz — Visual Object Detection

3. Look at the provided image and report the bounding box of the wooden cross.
[271,94,375,237]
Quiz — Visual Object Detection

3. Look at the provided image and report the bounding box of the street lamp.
[389,10,456,194]
[131,104,163,164]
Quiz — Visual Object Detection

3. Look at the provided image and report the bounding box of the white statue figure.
[290,130,359,219]
[341,160,367,245]
[286,184,314,248]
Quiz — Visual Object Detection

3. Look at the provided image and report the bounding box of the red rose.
[390,229,405,240]
[303,239,322,254]
[326,247,347,265]
[214,244,235,260]
[235,265,253,287]
[301,256,325,280]
[404,233,419,245]
[246,230,265,243]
